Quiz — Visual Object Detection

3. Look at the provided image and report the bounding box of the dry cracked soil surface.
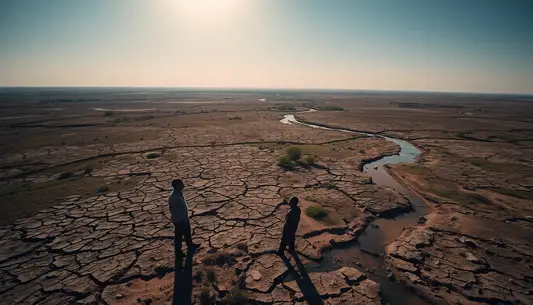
[0,90,532,304]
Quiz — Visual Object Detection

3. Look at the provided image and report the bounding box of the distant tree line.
[38,98,100,103]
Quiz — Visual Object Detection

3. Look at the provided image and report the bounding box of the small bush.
[278,155,294,169]
[304,195,317,202]
[323,182,338,190]
[203,251,237,267]
[305,205,328,220]
[97,185,109,193]
[229,116,242,120]
[104,111,114,117]
[146,152,161,159]
[225,289,249,305]
[303,155,316,165]
[286,146,302,161]
[57,171,74,180]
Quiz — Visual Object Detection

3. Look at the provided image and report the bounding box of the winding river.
[281,114,429,305]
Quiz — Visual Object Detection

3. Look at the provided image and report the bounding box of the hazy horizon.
[1,0,532,94]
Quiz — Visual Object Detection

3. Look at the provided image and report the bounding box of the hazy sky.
[1,0,532,93]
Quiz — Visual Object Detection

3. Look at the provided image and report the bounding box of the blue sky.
[1,0,532,93]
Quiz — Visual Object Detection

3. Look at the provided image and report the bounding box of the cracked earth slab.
[386,204,533,305]
[0,138,408,304]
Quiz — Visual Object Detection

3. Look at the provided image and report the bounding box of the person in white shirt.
[169,179,198,255]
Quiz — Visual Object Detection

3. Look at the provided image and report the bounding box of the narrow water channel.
[281,114,429,305]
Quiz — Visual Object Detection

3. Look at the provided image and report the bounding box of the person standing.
[277,197,301,255]
[169,179,198,256]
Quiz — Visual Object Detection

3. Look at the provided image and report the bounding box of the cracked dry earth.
[0,137,404,304]
[386,205,533,305]
[383,136,533,305]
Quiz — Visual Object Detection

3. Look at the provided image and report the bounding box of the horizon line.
[1,86,533,97]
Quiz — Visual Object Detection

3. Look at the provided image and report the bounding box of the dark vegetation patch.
[396,102,465,109]
[84,163,94,174]
[278,155,294,169]
[286,146,302,161]
[96,185,109,193]
[0,174,142,226]
[305,205,328,220]
[277,146,303,169]
[323,182,338,190]
[224,289,249,305]
[38,98,100,103]
[315,105,344,111]
[490,188,533,200]
[467,158,517,172]
[146,152,162,159]
[199,287,214,305]
[273,104,296,111]
[203,250,243,267]
[423,182,500,209]
[303,155,316,165]
[57,171,74,180]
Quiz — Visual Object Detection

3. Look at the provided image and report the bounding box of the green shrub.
[278,155,294,169]
[303,155,316,165]
[305,205,328,220]
[286,146,302,161]
[304,195,315,201]
[225,289,249,305]
[323,182,338,190]
[57,171,74,180]
[104,111,114,117]
[146,152,161,159]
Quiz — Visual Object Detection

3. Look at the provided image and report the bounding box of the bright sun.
[165,0,248,27]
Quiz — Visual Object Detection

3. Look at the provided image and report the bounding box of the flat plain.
[0,88,532,305]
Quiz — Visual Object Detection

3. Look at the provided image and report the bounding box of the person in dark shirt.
[277,197,301,256]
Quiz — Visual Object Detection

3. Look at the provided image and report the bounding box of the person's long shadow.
[281,253,324,305]
[172,247,194,305]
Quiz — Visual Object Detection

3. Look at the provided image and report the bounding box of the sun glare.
[164,0,249,28]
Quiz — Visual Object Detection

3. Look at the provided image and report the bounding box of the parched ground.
[0,92,408,304]
[384,139,533,304]
[1,90,532,304]
[297,94,533,304]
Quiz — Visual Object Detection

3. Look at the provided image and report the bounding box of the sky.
[1,0,532,94]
